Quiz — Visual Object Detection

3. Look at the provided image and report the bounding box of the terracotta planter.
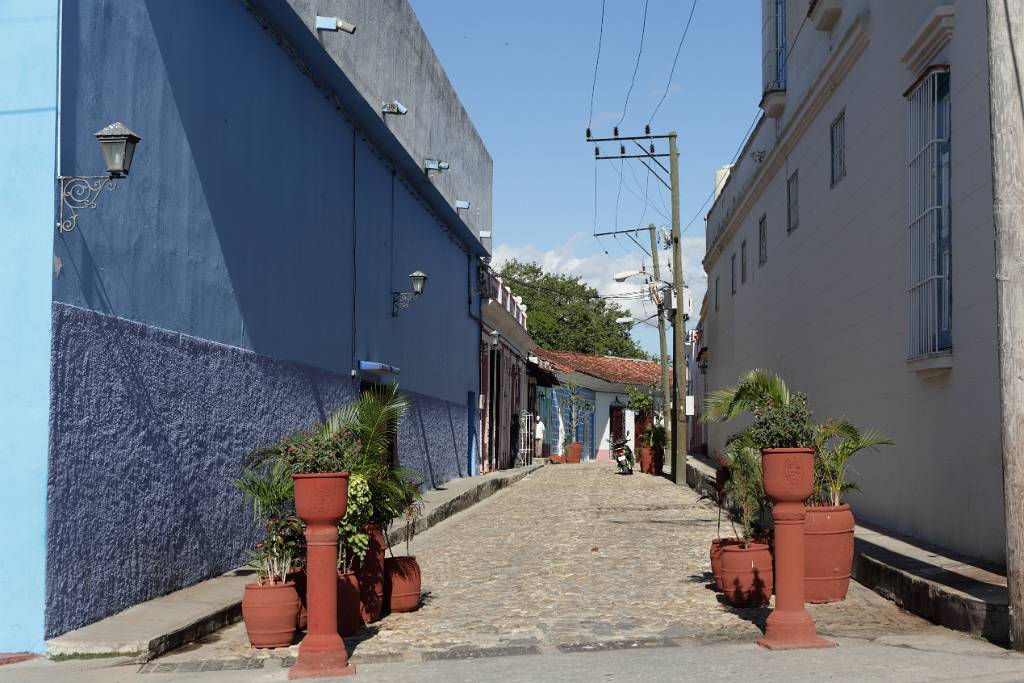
[336,571,361,636]
[566,442,582,464]
[804,504,855,603]
[710,538,743,591]
[548,455,564,464]
[357,525,386,623]
[242,581,301,648]
[639,447,653,474]
[384,556,422,613]
[293,473,350,524]
[653,446,664,476]
[720,543,773,607]
[288,570,308,629]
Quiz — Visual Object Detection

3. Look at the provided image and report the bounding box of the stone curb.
[47,464,544,661]
[682,454,1009,645]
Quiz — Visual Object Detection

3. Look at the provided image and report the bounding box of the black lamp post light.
[392,271,428,316]
[57,122,141,233]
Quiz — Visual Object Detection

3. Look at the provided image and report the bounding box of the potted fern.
[805,420,893,602]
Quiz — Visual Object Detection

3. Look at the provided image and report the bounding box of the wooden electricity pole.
[648,223,672,444]
[669,132,688,485]
[987,0,1024,651]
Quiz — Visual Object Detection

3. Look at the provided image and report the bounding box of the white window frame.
[830,111,846,187]
[906,67,952,358]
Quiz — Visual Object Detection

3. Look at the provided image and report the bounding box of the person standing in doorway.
[534,417,545,462]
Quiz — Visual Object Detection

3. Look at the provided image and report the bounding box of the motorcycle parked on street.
[611,434,634,475]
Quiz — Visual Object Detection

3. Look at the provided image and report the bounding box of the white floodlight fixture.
[615,316,634,324]
[424,159,450,173]
[316,15,356,33]
[382,100,408,116]
[613,269,643,283]
[455,200,470,210]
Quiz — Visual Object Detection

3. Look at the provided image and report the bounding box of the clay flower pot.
[288,570,308,629]
[720,543,773,607]
[710,538,743,591]
[639,447,653,474]
[357,525,386,623]
[761,448,815,501]
[242,581,301,648]
[804,504,855,603]
[653,446,664,475]
[336,571,361,636]
[293,473,350,524]
[384,556,422,613]
[548,455,564,464]
[565,443,582,464]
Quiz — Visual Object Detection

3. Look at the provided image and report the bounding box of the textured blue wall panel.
[46,304,360,637]
[0,0,58,654]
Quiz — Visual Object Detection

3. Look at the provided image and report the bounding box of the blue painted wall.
[0,1,58,653]
[44,0,483,636]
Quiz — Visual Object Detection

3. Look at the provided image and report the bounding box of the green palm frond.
[234,459,295,522]
[702,369,791,423]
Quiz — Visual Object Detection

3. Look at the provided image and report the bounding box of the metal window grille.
[758,214,767,265]
[907,69,952,358]
[731,253,737,294]
[741,240,747,283]
[830,112,846,186]
[787,170,799,232]
[762,0,786,93]
[715,276,720,311]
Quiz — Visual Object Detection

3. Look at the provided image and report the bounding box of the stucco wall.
[46,0,483,636]
[0,0,58,654]
[702,1,1003,563]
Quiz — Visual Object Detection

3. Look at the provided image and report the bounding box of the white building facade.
[702,0,1003,563]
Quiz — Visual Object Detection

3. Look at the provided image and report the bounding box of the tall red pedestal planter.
[565,443,582,464]
[804,504,855,603]
[290,473,355,679]
[358,525,386,623]
[758,449,833,650]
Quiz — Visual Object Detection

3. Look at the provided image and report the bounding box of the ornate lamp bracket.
[392,291,416,316]
[57,175,117,233]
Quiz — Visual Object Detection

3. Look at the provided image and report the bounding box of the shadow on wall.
[45,305,360,638]
[400,390,469,490]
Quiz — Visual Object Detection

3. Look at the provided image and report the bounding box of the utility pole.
[987,0,1024,651]
[648,223,672,445]
[587,128,686,479]
[668,132,688,485]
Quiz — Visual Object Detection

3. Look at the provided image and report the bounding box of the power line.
[616,0,651,128]
[648,0,699,124]
[501,275,651,301]
[587,0,607,131]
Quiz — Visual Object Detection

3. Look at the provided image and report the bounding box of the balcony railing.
[479,268,528,330]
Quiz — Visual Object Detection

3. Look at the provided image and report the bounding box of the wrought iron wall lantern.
[57,122,141,233]
[392,271,428,316]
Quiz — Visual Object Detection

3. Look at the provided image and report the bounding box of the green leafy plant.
[650,424,667,449]
[234,459,295,522]
[337,474,372,572]
[722,432,770,540]
[703,369,814,449]
[248,516,305,585]
[812,419,894,506]
[625,385,656,417]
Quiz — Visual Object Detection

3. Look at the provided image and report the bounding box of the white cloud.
[492,232,707,356]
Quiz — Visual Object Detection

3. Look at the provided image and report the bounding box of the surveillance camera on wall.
[315,15,356,34]
[382,101,408,116]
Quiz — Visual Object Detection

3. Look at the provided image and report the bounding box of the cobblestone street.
[152,462,959,671]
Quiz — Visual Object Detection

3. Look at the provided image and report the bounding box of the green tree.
[497,260,647,359]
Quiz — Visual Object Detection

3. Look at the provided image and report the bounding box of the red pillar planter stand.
[758,449,834,650]
[290,473,356,679]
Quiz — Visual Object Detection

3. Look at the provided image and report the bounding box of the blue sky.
[411,0,762,355]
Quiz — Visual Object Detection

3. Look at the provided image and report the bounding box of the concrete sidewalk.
[683,452,1010,645]
[46,464,543,660]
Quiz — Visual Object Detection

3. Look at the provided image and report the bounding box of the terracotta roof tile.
[533,348,668,386]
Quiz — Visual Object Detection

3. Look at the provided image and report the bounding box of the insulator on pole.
[586,127,592,139]
[613,126,619,138]
[620,144,626,155]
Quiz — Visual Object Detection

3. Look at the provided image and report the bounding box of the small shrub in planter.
[384,495,425,613]
[241,519,303,648]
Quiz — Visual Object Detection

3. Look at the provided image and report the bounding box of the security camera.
[382,101,408,116]
[424,159,450,173]
[315,15,356,34]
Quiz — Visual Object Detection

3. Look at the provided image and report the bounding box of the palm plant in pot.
[384,489,425,613]
[805,419,893,603]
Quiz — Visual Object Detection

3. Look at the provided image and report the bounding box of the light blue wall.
[0,1,58,653]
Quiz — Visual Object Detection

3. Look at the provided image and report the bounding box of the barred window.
[907,68,951,357]
[741,240,747,284]
[787,170,799,232]
[731,253,737,295]
[831,112,846,186]
[758,214,767,266]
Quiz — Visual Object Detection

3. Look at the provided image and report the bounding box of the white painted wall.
[594,391,637,462]
[703,1,1003,564]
